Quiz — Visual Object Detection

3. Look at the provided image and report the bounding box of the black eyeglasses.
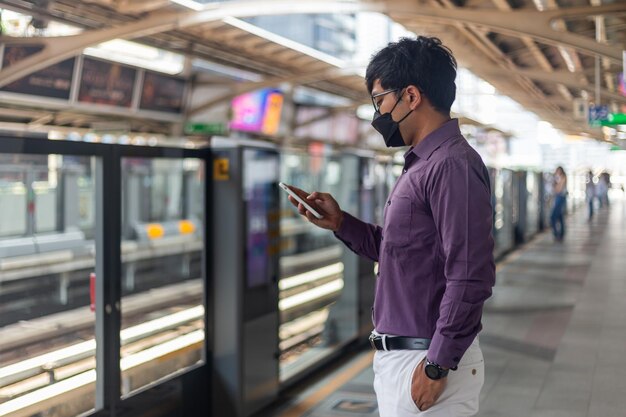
[371,88,399,113]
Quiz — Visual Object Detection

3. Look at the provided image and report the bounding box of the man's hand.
[411,359,447,411]
[285,186,343,231]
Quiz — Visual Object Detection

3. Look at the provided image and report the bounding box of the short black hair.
[365,36,457,115]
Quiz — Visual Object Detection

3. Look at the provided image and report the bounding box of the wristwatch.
[424,358,453,380]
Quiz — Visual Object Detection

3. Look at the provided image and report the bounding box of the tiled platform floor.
[264,197,626,417]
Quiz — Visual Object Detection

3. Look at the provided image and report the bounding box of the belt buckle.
[369,333,388,351]
[369,333,377,349]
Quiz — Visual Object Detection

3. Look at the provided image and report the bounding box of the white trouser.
[373,337,484,417]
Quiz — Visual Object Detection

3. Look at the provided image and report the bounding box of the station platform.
[259,198,626,417]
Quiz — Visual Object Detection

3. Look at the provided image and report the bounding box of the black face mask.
[371,90,413,148]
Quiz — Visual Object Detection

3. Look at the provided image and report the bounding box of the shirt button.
[403,169,407,173]
[387,201,391,206]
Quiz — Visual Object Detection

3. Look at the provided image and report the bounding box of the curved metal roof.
[0,0,623,138]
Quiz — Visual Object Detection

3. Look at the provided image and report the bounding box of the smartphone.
[279,182,324,219]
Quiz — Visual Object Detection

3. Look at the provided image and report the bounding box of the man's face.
[371,80,403,119]
[371,79,421,148]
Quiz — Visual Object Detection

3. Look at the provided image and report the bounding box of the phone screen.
[279,182,324,219]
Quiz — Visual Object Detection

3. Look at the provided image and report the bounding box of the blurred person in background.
[596,172,610,208]
[550,166,567,241]
[585,170,595,221]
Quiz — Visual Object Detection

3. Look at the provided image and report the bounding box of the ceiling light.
[222,17,347,69]
[171,0,203,11]
[558,46,577,73]
[532,0,546,11]
[84,40,185,75]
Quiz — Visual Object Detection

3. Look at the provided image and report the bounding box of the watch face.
[425,364,440,380]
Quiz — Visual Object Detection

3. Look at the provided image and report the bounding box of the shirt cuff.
[427,331,471,369]
[333,211,362,244]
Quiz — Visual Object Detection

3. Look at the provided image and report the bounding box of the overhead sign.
[0,45,187,116]
[139,71,185,113]
[588,105,610,127]
[185,122,227,136]
[78,57,136,107]
[600,113,626,126]
[1,45,75,99]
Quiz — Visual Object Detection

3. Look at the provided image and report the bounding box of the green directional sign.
[184,122,227,135]
[600,113,626,126]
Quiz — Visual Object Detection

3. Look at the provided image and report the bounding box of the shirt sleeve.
[333,211,383,262]
[427,157,496,368]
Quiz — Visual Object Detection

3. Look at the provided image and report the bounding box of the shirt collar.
[404,118,461,163]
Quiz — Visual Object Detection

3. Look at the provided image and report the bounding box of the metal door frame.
[0,133,212,417]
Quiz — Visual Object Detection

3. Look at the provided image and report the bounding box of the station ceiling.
[0,0,624,139]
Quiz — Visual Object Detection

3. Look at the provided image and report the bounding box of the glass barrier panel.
[278,151,358,380]
[0,154,100,417]
[33,168,57,234]
[0,165,27,238]
[119,157,205,398]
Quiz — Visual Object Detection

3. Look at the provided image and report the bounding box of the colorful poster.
[261,92,284,135]
[230,89,283,136]
[78,57,136,107]
[618,73,626,97]
[139,71,186,113]
[1,45,75,99]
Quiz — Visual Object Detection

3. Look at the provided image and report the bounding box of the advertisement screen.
[78,57,136,107]
[230,89,283,136]
[1,45,75,100]
[243,149,279,288]
[139,71,186,113]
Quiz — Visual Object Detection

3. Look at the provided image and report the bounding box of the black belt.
[369,333,431,351]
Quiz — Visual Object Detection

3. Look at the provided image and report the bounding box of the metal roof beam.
[387,1,625,63]
[0,0,376,88]
[422,0,565,120]
[116,0,172,14]
[478,67,626,104]
[189,66,361,115]
[1,0,621,86]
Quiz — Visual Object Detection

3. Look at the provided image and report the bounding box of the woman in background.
[550,166,567,241]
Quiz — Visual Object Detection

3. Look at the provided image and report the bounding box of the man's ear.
[405,85,422,110]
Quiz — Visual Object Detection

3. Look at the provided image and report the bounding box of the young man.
[288,36,495,416]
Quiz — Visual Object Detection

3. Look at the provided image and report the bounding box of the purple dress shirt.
[335,119,495,368]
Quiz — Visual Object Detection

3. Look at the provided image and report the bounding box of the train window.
[119,157,205,398]
[0,154,100,417]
